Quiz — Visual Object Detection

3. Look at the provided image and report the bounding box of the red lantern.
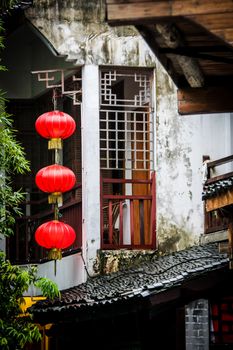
[35,110,76,149]
[35,220,76,260]
[35,164,76,204]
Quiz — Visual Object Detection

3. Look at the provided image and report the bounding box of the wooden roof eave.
[106,0,233,46]
[135,24,180,87]
[105,0,233,114]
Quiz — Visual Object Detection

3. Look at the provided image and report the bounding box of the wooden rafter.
[106,0,233,113]
[106,1,233,25]
[106,0,233,47]
[136,24,180,86]
[155,23,204,87]
[178,85,233,114]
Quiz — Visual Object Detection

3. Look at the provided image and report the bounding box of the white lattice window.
[100,68,154,171]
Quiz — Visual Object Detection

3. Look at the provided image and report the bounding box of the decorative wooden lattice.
[100,69,154,171]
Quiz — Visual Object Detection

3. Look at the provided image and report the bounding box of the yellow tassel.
[48,192,63,205]
[48,138,62,149]
[48,248,62,260]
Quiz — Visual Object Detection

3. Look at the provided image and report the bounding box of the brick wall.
[185,299,209,350]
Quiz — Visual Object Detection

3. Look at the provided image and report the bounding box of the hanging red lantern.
[35,110,76,149]
[35,220,76,260]
[35,164,76,204]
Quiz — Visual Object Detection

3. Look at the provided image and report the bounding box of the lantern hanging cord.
[54,204,59,221]
[52,87,62,110]
[80,249,91,278]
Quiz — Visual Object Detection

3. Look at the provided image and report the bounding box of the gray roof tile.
[30,243,228,315]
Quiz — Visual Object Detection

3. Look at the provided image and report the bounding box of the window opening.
[100,68,154,172]
[99,67,156,249]
[6,70,82,263]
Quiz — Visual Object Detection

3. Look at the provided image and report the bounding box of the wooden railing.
[6,185,82,264]
[100,172,156,249]
[204,155,233,234]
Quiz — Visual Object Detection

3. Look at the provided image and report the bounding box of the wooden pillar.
[228,220,233,269]
[81,65,101,276]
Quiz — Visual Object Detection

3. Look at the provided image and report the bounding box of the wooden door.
[132,107,151,245]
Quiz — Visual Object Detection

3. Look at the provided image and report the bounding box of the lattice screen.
[100,69,154,171]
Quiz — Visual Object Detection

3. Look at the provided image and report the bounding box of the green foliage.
[0,0,19,12]
[0,20,7,70]
[0,252,60,350]
[0,18,30,237]
[0,99,30,174]
[34,277,61,299]
[0,100,30,236]
[0,8,60,350]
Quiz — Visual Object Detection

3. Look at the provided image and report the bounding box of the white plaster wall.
[4,0,232,287]
[25,0,155,68]
[24,1,157,278]
[26,253,84,296]
[156,62,233,252]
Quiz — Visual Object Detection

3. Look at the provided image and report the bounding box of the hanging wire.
[54,204,59,221]
[80,249,91,278]
[52,88,62,110]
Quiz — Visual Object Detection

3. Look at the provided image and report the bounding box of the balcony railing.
[100,172,156,249]
[6,185,82,264]
[203,155,233,234]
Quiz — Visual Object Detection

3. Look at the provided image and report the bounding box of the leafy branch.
[0,9,60,350]
[0,252,60,350]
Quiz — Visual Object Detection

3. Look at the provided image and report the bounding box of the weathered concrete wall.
[25,0,155,67]
[94,249,157,275]
[155,63,233,253]
[24,0,157,279]
[5,0,232,277]
[185,299,209,350]
[26,253,85,295]
[156,66,198,252]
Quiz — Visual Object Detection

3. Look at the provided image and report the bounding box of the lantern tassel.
[48,192,63,205]
[48,138,62,150]
[48,248,62,260]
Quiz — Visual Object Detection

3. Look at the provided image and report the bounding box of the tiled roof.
[1,1,32,14]
[202,177,233,200]
[31,243,228,317]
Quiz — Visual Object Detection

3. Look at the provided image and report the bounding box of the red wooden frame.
[100,172,156,250]
[203,155,232,234]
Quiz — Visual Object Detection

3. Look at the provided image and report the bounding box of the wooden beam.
[156,23,204,87]
[207,155,233,170]
[107,0,152,3]
[106,1,233,25]
[136,24,179,86]
[228,221,233,269]
[177,85,233,114]
[159,48,233,65]
[206,188,233,212]
[106,1,170,23]
[188,13,233,46]
[206,172,233,185]
[188,13,233,31]
[172,1,233,17]
[160,46,233,53]
[215,28,233,47]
